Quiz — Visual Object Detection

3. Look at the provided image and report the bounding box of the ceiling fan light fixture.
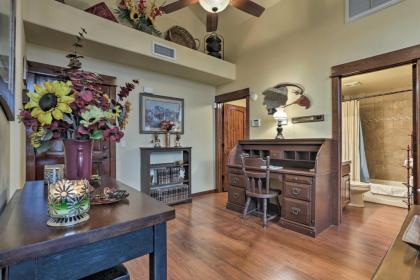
[199,0,230,13]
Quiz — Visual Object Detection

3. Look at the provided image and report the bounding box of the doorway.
[341,65,413,210]
[331,45,420,224]
[215,89,250,192]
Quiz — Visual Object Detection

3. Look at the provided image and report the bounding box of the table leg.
[149,223,167,280]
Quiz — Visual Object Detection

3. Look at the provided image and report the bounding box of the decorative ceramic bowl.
[47,179,90,227]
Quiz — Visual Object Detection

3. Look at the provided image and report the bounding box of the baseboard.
[192,189,216,197]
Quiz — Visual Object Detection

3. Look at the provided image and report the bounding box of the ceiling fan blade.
[206,13,218,32]
[161,0,199,13]
[230,0,265,17]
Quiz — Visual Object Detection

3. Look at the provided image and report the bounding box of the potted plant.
[20,29,138,180]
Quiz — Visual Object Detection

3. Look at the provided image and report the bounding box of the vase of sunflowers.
[20,29,138,180]
[115,0,165,37]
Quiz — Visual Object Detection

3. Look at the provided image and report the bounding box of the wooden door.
[223,104,246,191]
[25,69,117,181]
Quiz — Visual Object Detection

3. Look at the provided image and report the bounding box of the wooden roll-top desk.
[226,139,335,237]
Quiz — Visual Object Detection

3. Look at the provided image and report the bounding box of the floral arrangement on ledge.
[115,0,165,36]
[20,28,139,153]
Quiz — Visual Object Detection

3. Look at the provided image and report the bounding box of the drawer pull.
[291,188,301,195]
[233,192,239,199]
[232,178,239,184]
[291,207,301,216]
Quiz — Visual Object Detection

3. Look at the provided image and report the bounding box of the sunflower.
[118,102,131,129]
[30,127,46,148]
[80,105,110,127]
[24,81,75,125]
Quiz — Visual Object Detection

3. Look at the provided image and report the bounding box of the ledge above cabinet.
[23,0,236,86]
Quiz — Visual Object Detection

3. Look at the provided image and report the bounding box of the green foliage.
[114,7,161,37]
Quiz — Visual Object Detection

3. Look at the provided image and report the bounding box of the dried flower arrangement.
[20,28,138,153]
[115,0,165,36]
[160,120,175,132]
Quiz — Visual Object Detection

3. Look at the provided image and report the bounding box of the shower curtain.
[342,100,370,182]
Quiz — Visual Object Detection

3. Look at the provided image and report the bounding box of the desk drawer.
[283,198,311,226]
[270,151,282,160]
[228,186,246,206]
[228,173,246,188]
[285,174,313,185]
[284,182,311,201]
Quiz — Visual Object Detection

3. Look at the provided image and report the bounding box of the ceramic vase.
[63,139,93,180]
[164,132,170,148]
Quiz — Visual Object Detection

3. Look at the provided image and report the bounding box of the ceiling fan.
[161,0,265,32]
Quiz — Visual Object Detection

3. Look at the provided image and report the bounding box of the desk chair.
[241,154,281,227]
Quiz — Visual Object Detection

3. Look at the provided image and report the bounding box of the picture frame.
[139,93,184,134]
[0,0,16,121]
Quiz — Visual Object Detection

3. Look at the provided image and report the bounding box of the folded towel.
[370,183,407,197]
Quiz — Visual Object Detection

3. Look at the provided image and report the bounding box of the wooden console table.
[0,178,175,280]
[226,139,334,237]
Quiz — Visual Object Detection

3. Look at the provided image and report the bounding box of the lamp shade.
[199,0,230,13]
[273,108,288,122]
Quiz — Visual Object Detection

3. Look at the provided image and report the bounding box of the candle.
[47,179,90,226]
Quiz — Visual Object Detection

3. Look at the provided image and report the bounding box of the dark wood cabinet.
[226,139,334,237]
[140,147,192,205]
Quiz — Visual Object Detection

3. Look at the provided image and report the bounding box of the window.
[346,0,404,22]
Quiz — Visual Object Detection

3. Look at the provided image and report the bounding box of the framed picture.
[0,0,16,121]
[140,93,184,134]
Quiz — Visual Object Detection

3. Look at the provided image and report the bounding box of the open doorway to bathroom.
[341,65,413,209]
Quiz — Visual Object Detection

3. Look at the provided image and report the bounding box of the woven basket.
[165,26,200,50]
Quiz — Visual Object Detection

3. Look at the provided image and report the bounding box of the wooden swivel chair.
[241,154,281,227]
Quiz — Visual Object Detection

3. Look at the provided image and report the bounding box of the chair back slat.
[241,154,270,195]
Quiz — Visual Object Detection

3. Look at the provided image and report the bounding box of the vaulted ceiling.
[164,0,342,61]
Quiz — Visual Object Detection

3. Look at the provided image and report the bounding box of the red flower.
[80,90,93,102]
[103,127,124,142]
[19,110,38,128]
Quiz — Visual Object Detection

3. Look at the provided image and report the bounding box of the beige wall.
[27,44,216,193]
[217,0,420,140]
[1,0,26,205]
[360,92,412,182]
[0,109,11,208]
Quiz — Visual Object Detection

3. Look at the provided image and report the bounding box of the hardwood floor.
[125,193,407,280]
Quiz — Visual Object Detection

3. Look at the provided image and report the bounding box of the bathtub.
[363,179,409,208]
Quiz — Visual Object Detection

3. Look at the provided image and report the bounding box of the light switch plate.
[251,119,262,127]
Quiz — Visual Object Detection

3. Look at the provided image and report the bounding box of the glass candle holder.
[47,179,90,227]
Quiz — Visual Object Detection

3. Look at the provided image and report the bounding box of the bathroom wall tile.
[358,92,412,182]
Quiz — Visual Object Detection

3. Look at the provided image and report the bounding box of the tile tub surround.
[360,92,412,182]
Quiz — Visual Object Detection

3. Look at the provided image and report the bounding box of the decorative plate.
[85,2,118,23]
[165,26,199,50]
[90,187,129,205]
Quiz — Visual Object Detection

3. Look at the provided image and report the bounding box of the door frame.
[215,88,250,193]
[331,45,420,224]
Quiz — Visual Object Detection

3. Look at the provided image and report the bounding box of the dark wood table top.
[373,205,420,279]
[0,177,175,267]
